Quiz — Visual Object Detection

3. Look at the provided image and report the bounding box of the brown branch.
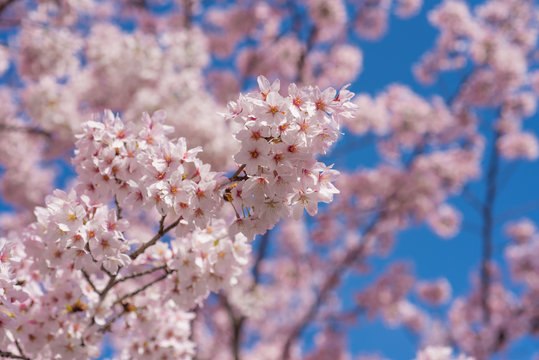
[89,216,177,325]
[129,215,180,260]
[221,295,245,360]
[114,268,173,306]
[114,196,123,220]
[223,230,271,360]
[295,25,317,84]
[87,215,179,329]
[281,144,427,359]
[113,265,168,285]
[81,269,100,294]
[98,268,173,333]
[229,164,246,182]
[0,0,17,16]
[0,349,30,360]
[281,215,381,359]
[98,273,118,301]
[219,165,249,194]
[98,308,128,333]
[91,215,178,309]
[182,0,193,28]
[130,0,148,9]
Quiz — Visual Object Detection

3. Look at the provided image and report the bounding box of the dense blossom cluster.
[0,236,27,347]
[225,76,355,238]
[73,110,223,235]
[0,111,250,359]
[164,220,250,309]
[0,75,357,359]
[111,298,195,359]
[27,189,130,274]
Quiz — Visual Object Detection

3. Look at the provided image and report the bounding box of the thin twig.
[295,25,317,84]
[114,196,123,220]
[221,230,272,360]
[251,231,270,287]
[0,349,30,360]
[229,164,246,182]
[98,273,118,301]
[219,164,249,192]
[81,269,100,294]
[89,216,178,325]
[129,215,180,261]
[14,341,26,360]
[113,269,173,305]
[281,215,381,359]
[447,69,474,106]
[98,268,174,333]
[98,308,128,333]
[113,265,168,285]
[497,162,519,193]
[221,294,245,360]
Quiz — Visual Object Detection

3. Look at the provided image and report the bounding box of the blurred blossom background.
[0,0,538,359]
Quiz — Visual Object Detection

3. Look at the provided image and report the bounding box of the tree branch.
[251,231,270,287]
[99,267,174,333]
[81,269,100,294]
[229,164,246,182]
[182,0,193,28]
[480,130,501,323]
[221,230,272,360]
[0,349,30,360]
[221,294,245,360]
[281,215,382,359]
[113,268,173,306]
[0,0,17,16]
[281,145,427,359]
[114,196,123,220]
[113,265,168,285]
[129,215,180,260]
[295,25,317,84]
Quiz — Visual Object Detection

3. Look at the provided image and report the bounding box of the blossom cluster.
[111,299,195,360]
[414,346,474,360]
[0,236,28,349]
[10,273,102,360]
[163,220,250,310]
[225,76,356,239]
[26,189,130,274]
[412,0,539,161]
[73,110,223,236]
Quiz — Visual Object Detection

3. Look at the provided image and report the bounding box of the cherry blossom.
[0,0,537,359]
